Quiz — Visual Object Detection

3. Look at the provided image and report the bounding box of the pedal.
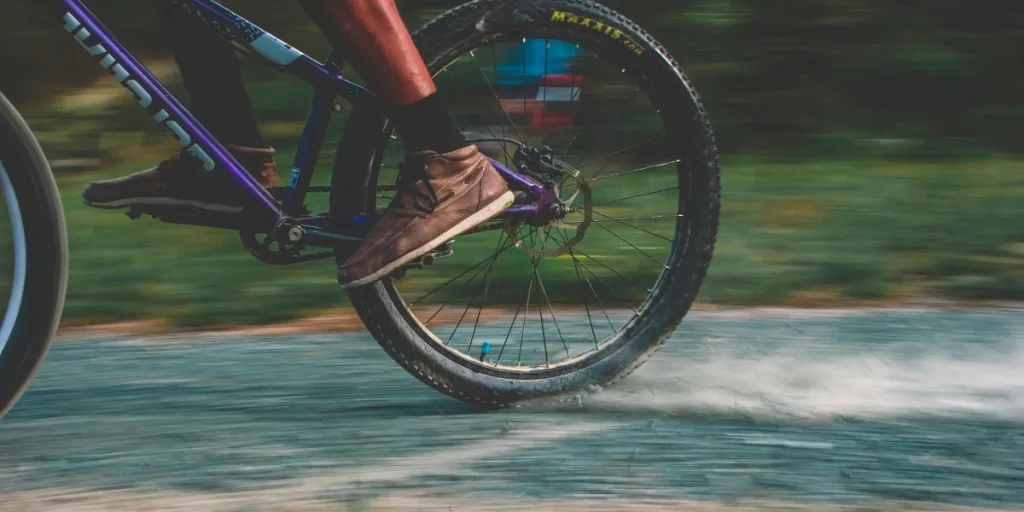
[431,241,455,259]
[391,241,455,280]
[125,204,250,231]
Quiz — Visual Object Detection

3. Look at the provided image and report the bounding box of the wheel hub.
[506,145,592,259]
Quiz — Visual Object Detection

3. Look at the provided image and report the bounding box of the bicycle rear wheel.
[0,92,68,420]
[332,0,720,407]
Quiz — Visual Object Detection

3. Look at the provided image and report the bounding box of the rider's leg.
[298,0,461,152]
[159,0,266,149]
[299,0,514,287]
[81,0,278,212]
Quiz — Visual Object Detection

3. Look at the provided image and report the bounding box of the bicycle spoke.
[563,80,642,167]
[571,252,641,316]
[562,214,684,225]
[410,233,523,306]
[424,305,447,326]
[569,247,603,348]
[461,49,515,164]
[621,87,642,107]
[410,252,495,307]
[589,220,667,269]
[446,235,506,346]
[494,274,535,365]
[536,271,549,366]
[571,246,652,295]
[591,186,678,208]
[493,45,509,169]
[576,138,654,170]
[589,159,680,183]
[590,209,675,243]
[471,48,525,145]
[568,88,647,183]
[446,270,488,346]
[560,129,584,164]
[517,257,541,364]
[550,229,616,335]
[535,262,571,359]
[466,232,507,353]
[481,124,520,165]
[526,248,552,365]
[540,39,550,146]
[431,243,504,335]
[557,43,583,161]
[522,38,529,147]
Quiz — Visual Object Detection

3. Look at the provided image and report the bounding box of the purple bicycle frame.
[52,0,549,233]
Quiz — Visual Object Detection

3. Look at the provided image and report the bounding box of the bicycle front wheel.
[332,0,720,407]
[0,92,68,420]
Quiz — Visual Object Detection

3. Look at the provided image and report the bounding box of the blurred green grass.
[51,152,1023,330]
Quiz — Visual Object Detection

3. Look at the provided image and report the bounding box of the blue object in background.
[496,39,578,87]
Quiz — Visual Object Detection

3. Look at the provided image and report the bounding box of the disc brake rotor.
[506,163,592,259]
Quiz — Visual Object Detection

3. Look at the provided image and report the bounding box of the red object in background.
[539,74,581,88]
[531,74,584,130]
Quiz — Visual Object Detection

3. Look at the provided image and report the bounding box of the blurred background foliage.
[5,0,1024,158]
[0,0,1021,328]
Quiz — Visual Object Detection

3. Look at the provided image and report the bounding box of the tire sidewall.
[0,92,69,419]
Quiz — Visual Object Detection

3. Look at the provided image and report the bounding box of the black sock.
[392,93,467,154]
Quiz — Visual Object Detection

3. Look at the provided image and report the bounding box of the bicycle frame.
[47,0,550,245]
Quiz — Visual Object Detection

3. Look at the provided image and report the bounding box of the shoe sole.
[341,190,517,290]
[83,197,243,214]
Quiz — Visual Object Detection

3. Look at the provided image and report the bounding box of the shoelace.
[394,162,439,218]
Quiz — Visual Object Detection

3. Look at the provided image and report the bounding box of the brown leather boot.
[338,145,515,289]
[82,144,279,213]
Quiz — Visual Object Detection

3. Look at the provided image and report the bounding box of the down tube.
[58,0,282,220]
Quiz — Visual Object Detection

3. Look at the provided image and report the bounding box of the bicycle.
[0,0,720,419]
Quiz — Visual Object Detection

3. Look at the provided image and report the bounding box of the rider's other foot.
[81,144,279,213]
[338,145,514,289]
